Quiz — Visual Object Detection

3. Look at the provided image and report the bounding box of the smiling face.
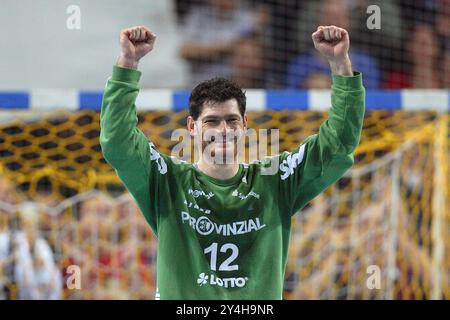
[188,99,247,165]
[187,77,248,166]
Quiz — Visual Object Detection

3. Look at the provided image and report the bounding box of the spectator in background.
[230,36,267,88]
[436,0,450,52]
[350,0,403,77]
[383,24,441,89]
[8,203,62,300]
[398,0,439,27]
[287,0,380,89]
[61,196,127,300]
[0,176,17,299]
[78,194,119,298]
[75,194,157,299]
[244,0,302,88]
[442,51,450,88]
[174,0,195,24]
[303,73,332,89]
[179,0,269,85]
[0,176,17,205]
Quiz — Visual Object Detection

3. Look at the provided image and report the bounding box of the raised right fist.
[117,26,156,69]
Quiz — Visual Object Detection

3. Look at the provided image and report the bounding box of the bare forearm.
[329,55,353,76]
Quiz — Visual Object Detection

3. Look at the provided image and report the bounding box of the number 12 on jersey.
[204,242,239,271]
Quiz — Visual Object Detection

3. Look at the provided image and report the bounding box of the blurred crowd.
[0,0,448,300]
[175,0,450,89]
[0,176,157,300]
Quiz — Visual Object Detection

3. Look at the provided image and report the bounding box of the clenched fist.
[312,26,353,76]
[117,26,156,69]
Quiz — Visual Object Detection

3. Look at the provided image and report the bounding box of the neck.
[196,159,239,180]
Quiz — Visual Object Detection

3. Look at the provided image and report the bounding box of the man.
[179,0,268,85]
[100,25,365,299]
[288,0,380,89]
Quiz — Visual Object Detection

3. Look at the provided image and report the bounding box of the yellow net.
[0,111,448,299]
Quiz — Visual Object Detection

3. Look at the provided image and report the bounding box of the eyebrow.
[202,114,242,121]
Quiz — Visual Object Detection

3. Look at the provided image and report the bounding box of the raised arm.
[100,26,165,233]
[101,26,156,161]
[279,26,365,215]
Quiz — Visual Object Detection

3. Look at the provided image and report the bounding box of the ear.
[187,116,196,136]
[243,113,248,131]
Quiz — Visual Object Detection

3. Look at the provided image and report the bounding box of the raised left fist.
[312,25,350,63]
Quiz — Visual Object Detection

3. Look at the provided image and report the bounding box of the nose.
[218,120,228,136]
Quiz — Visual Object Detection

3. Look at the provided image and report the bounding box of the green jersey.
[100,66,365,300]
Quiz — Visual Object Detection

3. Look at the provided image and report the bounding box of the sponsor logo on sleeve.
[149,142,168,175]
[279,144,306,180]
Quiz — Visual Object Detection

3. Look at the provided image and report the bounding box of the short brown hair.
[189,77,246,120]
